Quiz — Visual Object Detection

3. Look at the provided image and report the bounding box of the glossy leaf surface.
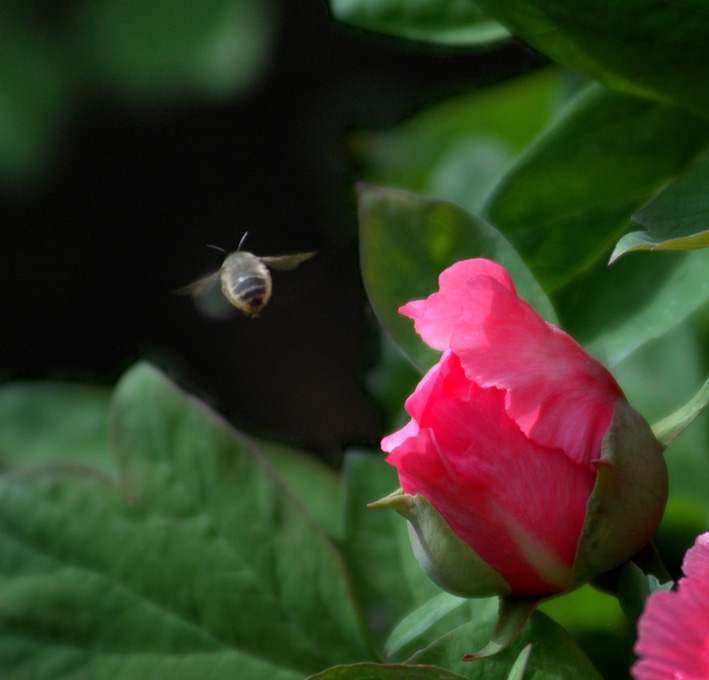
[482,85,709,291]
[611,150,709,262]
[470,0,709,118]
[328,0,508,46]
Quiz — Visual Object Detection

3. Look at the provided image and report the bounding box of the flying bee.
[176,233,316,319]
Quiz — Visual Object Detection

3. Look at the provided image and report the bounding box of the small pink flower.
[381,258,667,597]
[632,533,709,680]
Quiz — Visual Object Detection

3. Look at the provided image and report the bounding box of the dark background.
[1,1,539,460]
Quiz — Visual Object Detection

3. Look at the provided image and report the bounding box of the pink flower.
[632,533,709,680]
[380,259,667,597]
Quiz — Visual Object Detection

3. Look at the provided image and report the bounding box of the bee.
[176,233,316,319]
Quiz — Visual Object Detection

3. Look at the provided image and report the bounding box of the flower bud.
[379,258,668,598]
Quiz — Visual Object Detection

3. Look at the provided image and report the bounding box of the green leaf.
[328,0,508,47]
[579,249,709,366]
[506,645,532,680]
[614,557,673,629]
[366,333,422,430]
[0,380,113,473]
[384,592,467,657]
[0,362,371,679]
[610,149,709,262]
[258,439,343,538]
[358,184,557,373]
[340,451,441,647]
[482,84,709,291]
[73,0,275,103]
[412,611,603,680]
[469,0,709,119]
[309,663,469,679]
[426,136,515,215]
[349,68,562,201]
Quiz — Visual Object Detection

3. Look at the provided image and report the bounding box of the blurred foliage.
[329,0,509,46]
[0,380,113,473]
[0,0,274,187]
[347,68,564,206]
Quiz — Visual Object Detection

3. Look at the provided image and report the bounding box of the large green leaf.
[258,438,343,539]
[0,362,371,679]
[358,184,557,373]
[482,85,709,291]
[469,0,709,119]
[610,148,709,262]
[0,380,113,473]
[328,0,508,46]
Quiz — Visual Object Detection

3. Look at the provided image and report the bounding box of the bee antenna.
[206,244,227,254]
[237,231,249,251]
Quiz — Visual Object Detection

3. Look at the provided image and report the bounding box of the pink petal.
[381,419,419,453]
[682,532,709,580]
[632,533,709,680]
[400,259,516,351]
[385,352,595,596]
[449,272,623,467]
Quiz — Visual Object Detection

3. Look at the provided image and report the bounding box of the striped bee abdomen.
[232,274,269,315]
[221,251,272,317]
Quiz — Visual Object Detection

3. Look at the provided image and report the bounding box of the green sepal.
[369,490,512,598]
[651,373,709,447]
[462,596,544,661]
[572,400,668,587]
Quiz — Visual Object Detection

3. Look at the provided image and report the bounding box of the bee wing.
[173,270,221,298]
[260,252,316,271]
[174,270,236,320]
